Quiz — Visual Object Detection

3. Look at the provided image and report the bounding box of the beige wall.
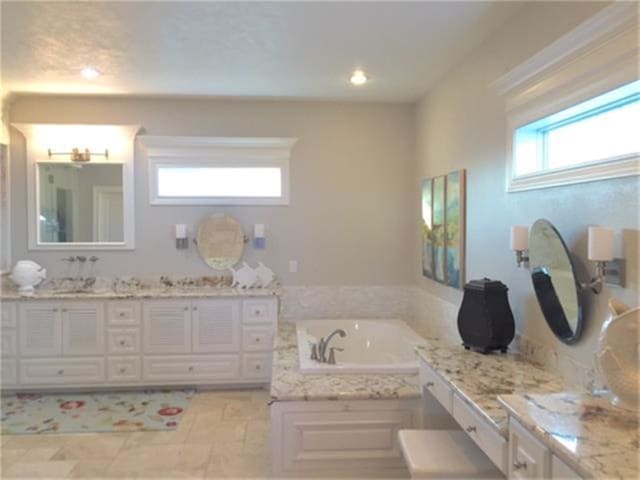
[9,96,415,284]
[414,1,639,368]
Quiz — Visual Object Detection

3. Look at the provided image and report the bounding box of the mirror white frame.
[13,123,140,250]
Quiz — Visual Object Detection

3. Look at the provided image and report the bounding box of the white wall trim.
[491,2,638,98]
[139,135,297,206]
[492,2,639,193]
[12,123,139,251]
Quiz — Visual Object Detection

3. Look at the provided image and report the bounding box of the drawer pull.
[120,368,126,374]
[53,308,59,313]
[188,366,194,372]
[119,312,126,317]
[425,381,435,387]
[57,369,64,375]
[255,338,261,342]
[193,307,198,311]
[465,426,476,433]
[184,307,189,311]
[513,461,527,470]
[61,308,67,313]
[255,364,261,370]
[120,340,126,346]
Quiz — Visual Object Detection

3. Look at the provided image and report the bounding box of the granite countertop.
[270,323,421,402]
[415,343,566,435]
[499,393,638,479]
[0,287,280,301]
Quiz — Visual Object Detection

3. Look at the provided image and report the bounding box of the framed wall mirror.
[14,123,138,250]
[529,219,584,344]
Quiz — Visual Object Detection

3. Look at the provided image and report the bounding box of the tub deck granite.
[270,323,421,402]
[414,343,566,435]
[499,393,639,479]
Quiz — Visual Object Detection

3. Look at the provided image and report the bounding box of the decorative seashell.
[254,262,275,288]
[10,260,47,295]
[597,297,639,410]
[230,262,258,289]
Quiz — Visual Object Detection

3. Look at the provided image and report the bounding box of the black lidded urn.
[457,278,515,354]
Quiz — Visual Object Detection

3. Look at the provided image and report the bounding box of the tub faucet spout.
[318,329,346,362]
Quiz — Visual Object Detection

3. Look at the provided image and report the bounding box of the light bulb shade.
[588,226,615,261]
[510,225,529,251]
[175,224,187,239]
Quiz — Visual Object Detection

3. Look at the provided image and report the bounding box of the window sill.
[507,154,640,192]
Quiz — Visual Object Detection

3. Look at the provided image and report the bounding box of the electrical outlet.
[288,260,298,273]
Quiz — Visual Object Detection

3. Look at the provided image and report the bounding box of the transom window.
[141,136,296,206]
[513,80,640,178]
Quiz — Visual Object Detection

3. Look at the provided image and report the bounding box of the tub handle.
[328,347,344,365]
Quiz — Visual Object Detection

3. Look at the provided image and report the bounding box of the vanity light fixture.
[47,148,109,163]
[584,226,624,293]
[175,224,189,250]
[350,69,368,86]
[510,225,529,268]
[253,224,266,250]
[81,67,101,80]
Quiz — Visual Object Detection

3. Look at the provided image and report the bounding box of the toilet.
[398,430,504,478]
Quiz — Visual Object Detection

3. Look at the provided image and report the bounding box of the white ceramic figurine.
[10,260,47,296]
[254,262,275,288]
[229,262,258,289]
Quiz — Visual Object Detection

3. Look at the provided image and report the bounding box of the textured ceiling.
[2,1,519,101]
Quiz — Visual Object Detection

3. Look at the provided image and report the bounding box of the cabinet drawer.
[2,329,17,357]
[242,326,273,351]
[1,303,17,328]
[2,358,17,386]
[452,394,507,473]
[419,359,453,413]
[242,353,272,379]
[20,358,105,385]
[107,328,141,354]
[143,355,240,383]
[242,298,277,325]
[509,417,551,479]
[107,301,141,326]
[107,357,141,383]
[551,455,582,479]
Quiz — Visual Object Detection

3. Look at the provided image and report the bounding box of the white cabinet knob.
[120,368,126,374]
[255,365,261,370]
[119,312,126,317]
[188,366,194,372]
[57,369,64,375]
[120,340,126,346]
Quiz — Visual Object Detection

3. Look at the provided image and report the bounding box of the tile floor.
[0,389,272,479]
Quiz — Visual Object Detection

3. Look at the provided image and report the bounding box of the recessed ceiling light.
[350,69,368,86]
[80,67,101,80]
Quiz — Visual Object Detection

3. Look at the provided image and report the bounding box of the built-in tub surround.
[499,393,639,479]
[296,319,427,375]
[270,323,420,402]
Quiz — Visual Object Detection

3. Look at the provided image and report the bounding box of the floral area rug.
[1,390,194,434]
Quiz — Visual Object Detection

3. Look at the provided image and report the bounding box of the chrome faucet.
[318,329,346,363]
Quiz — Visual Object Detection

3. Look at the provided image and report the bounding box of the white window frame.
[492,2,640,192]
[140,136,296,206]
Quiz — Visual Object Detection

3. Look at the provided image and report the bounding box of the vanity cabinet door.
[192,299,240,353]
[142,301,191,354]
[19,303,62,357]
[61,302,105,355]
[508,417,551,479]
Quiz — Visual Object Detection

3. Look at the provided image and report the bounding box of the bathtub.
[296,319,427,375]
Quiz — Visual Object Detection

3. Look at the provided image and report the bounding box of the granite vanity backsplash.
[0,275,280,300]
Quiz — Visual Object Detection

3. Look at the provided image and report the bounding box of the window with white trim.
[141,136,296,205]
[513,80,640,178]
[493,2,639,192]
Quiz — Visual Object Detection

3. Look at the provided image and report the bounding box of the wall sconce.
[48,148,109,162]
[175,224,189,250]
[253,224,266,250]
[510,225,529,268]
[585,226,624,293]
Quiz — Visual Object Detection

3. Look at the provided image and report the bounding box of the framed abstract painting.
[421,169,466,289]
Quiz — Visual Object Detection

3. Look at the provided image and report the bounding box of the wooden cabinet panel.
[107,301,141,326]
[2,328,17,357]
[1,303,17,328]
[242,298,277,325]
[107,357,141,383]
[20,358,105,385]
[242,353,272,380]
[192,300,240,353]
[508,417,551,479]
[19,303,62,357]
[1,358,17,386]
[143,355,240,383]
[61,302,105,355]
[107,328,141,354]
[142,301,191,354]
